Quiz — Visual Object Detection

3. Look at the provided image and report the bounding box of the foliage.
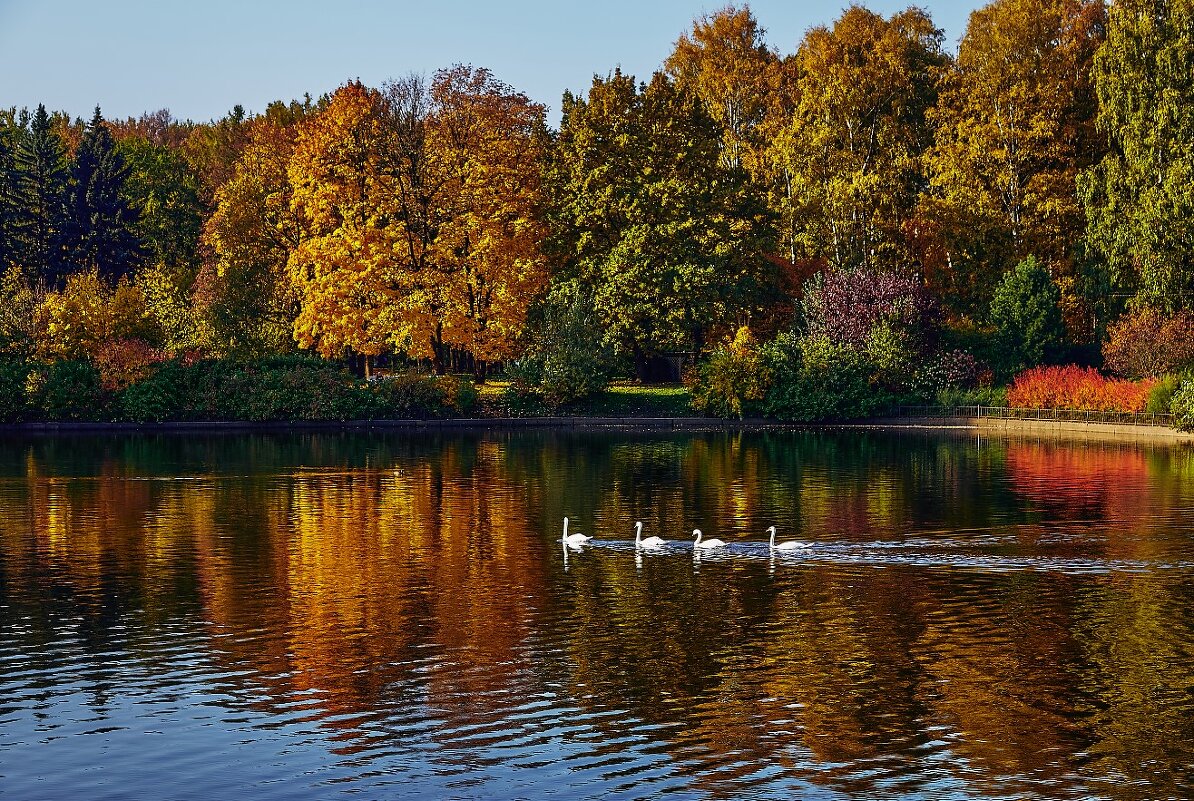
[1102,307,1194,379]
[549,68,774,368]
[10,104,69,286]
[801,268,935,348]
[919,0,1106,314]
[0,266,38,357]
[1080,0,1194,310]
[1007,365,1155,413]
[761,333,888,421]
[936,384,1008,407]
[771,6,947,272]
[1170,379,1194,431]
[1146,374,1182,416]
[0,358,30,422]
[35,269,160,362]
[989,256,1065,374]
[61,108,143,280]
[507,284,614,406]
[372,372,478,418]
[691,326,769,419]
[27,360,108,421]
[94,338,167,391]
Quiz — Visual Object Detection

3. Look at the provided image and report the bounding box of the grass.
[474,380,695,418]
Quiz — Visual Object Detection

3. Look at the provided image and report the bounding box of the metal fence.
[893,405,1177,428]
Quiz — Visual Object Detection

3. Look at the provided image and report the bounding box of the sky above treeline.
[0,0,983,123]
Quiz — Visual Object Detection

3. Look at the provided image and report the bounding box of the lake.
[1,429,1192,800]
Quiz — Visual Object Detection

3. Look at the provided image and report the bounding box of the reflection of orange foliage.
[1008,365,1155,412]
[1006,442,1150,518]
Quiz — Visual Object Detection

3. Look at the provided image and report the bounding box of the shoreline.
[1,415,1192,443]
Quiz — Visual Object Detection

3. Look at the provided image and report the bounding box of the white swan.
[693,528,727,550]
[562,517,591,547]
[635,521,667,549]
[768,526,811,551]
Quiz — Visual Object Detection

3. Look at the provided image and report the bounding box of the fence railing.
[893,405,1177,428]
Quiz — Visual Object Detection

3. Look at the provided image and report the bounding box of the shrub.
[1146,374,1182,415]
[801,268,936,348]
[372,371,476,418]
[509,285,614,407]
[28,360,108,421]
[1102,307,1194,379]
[1171,380,1194,431]
[1007,365,1155,413]
[936,385,1008,407]
[989,256,1065,375]
[691,327,769,419]
[95,338,168,391]
[762,334,888,421]
[0,358,30,422]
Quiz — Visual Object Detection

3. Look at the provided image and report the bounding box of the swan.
[768,526,811,551]
[635,521,667,549]
[561,517,591,547]
[693,528,727,550]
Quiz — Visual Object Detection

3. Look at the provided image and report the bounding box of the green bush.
[371,371,476,418]
[762,334,888,421]
[0,358,30,422]
[935,385,1009,407]
[1170,379,1194,431]
[509,284,614,407]
[1146,374,1182,415]
[29,360,108,421]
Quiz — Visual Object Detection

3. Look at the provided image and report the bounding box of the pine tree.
[0,115,17,268]
[62,107,143,281]
[12,104,69,285]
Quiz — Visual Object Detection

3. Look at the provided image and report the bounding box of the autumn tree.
[665,5,780,176]
[201,110,308,355]
[61,107,143,280]
[550,69,773,373]
[1080,0,1194,311]
[921,0,1106,315]
[771,6,948,274]
[423,65,549,377]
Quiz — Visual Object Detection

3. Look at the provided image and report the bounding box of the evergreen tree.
[989,256,1065,374]
[0,113,18,268]
[62,107,142,280]
[11,104,69,285]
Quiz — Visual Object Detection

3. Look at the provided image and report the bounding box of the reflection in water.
[1,430,1193,800]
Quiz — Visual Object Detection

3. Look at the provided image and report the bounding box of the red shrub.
[1007,365,1156,413]
[94,338,168,391]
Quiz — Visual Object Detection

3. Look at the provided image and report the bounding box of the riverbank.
[4,413,1193,444]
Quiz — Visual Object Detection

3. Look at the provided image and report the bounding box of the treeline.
[1,0,1192,421]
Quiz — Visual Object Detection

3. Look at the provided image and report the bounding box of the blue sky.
[0,1,983,123]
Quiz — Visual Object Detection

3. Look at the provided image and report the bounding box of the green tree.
[11,105,69,285]
[62,107,143,280]
[989,256,1064,373]
[1080,0,1194,311]
[118,136,203,272]
[550,70,773,374]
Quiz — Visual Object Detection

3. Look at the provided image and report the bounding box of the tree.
[550,69,773,374]
[287,82,401,369]
[0,113,18,269]
[1080,0,1194,311]
[424,65,550,376]
[771,6,947,273]
[920,0,1106,315]
[11,105,69,285]
[61,107,143,281]
[118,136,203,272]
[201,113,306,355]
[665,5,780,176]
[989,256,1064,373]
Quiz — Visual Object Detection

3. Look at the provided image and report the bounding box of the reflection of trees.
[1,430,1192,796]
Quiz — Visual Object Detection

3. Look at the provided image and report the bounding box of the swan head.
[768,526,776,545]
[692,528,702,542]
[635,521,643,532]
[634,521,642,544]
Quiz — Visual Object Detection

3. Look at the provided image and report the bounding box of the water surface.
[1,429,1192,799]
